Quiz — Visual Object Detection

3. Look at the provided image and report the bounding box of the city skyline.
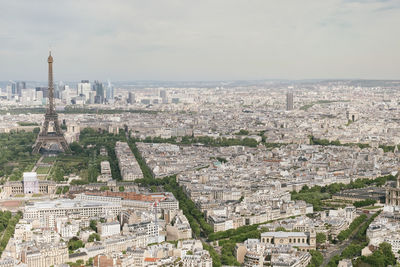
[1,0,400,81]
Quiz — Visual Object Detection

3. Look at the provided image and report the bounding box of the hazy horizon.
[1,0,400,81]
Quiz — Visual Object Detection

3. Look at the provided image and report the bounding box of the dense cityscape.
[1,1,400,267]
[0,63,400,267]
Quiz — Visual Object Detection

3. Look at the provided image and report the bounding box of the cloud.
[0,0,399,81]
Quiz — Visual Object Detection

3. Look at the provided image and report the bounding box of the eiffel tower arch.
[33,52,71,154]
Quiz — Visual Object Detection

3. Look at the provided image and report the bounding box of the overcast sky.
[1,0,399,81]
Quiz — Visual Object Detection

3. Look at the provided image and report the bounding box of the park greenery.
[291,174,395,211]
[48,127,128,183]
[0,129,40,181]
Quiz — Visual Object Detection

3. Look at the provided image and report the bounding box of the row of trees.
[133,135,259,148]
[0,211,22,256]
[354,242,395,266]
[337,214,367,241]
[308,250,323,267]
[309,135,370,149]
[327,211,381,266]
[353,199,376,208]
[311,136,399,153]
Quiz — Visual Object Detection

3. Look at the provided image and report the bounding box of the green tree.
[316,233,326,244]
[67,237,84,253]
[89,220,97,232]
[308,250,323,267]
[88,233,100,242]
[70,142,84,154]
[100,186,109,191]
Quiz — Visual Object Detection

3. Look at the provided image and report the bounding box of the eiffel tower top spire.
[47,50,55,114]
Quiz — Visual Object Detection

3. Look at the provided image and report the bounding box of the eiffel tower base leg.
[32,141,43,154]
[33,136,71,154]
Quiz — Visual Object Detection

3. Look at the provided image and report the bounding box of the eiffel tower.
[33,51,70,154]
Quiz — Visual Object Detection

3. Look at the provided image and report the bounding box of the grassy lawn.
[42,157,56,163]
[36,166,51,174]
[363,206,382,210]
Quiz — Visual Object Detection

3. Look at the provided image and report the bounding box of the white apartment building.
[98,222,121,238]
[23,199,122,228]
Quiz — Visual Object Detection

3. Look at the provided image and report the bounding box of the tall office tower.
[77,80,91,101]
[55,81,65,99]
[89,91,96,104]
[6,85,12,100]
[127,92,135,104]
[36,90,43,103]
[106,80,114,101]
[11,82,17,95]
[160,89,167,103]
[36,87,49,98]
[16,81,26,96]
[33,51,70,154]
[93,80,104,104]
[286,92,294,111]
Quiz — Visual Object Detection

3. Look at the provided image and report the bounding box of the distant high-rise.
[160,90,167,104]
[127,92,135,104]
[36,87,48,98]
[106,80,114,101]
[286,92,294,111]
[93,80,104,104]
[11,82,16,95]
[16,81,26,96]
[77,80,91,101]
